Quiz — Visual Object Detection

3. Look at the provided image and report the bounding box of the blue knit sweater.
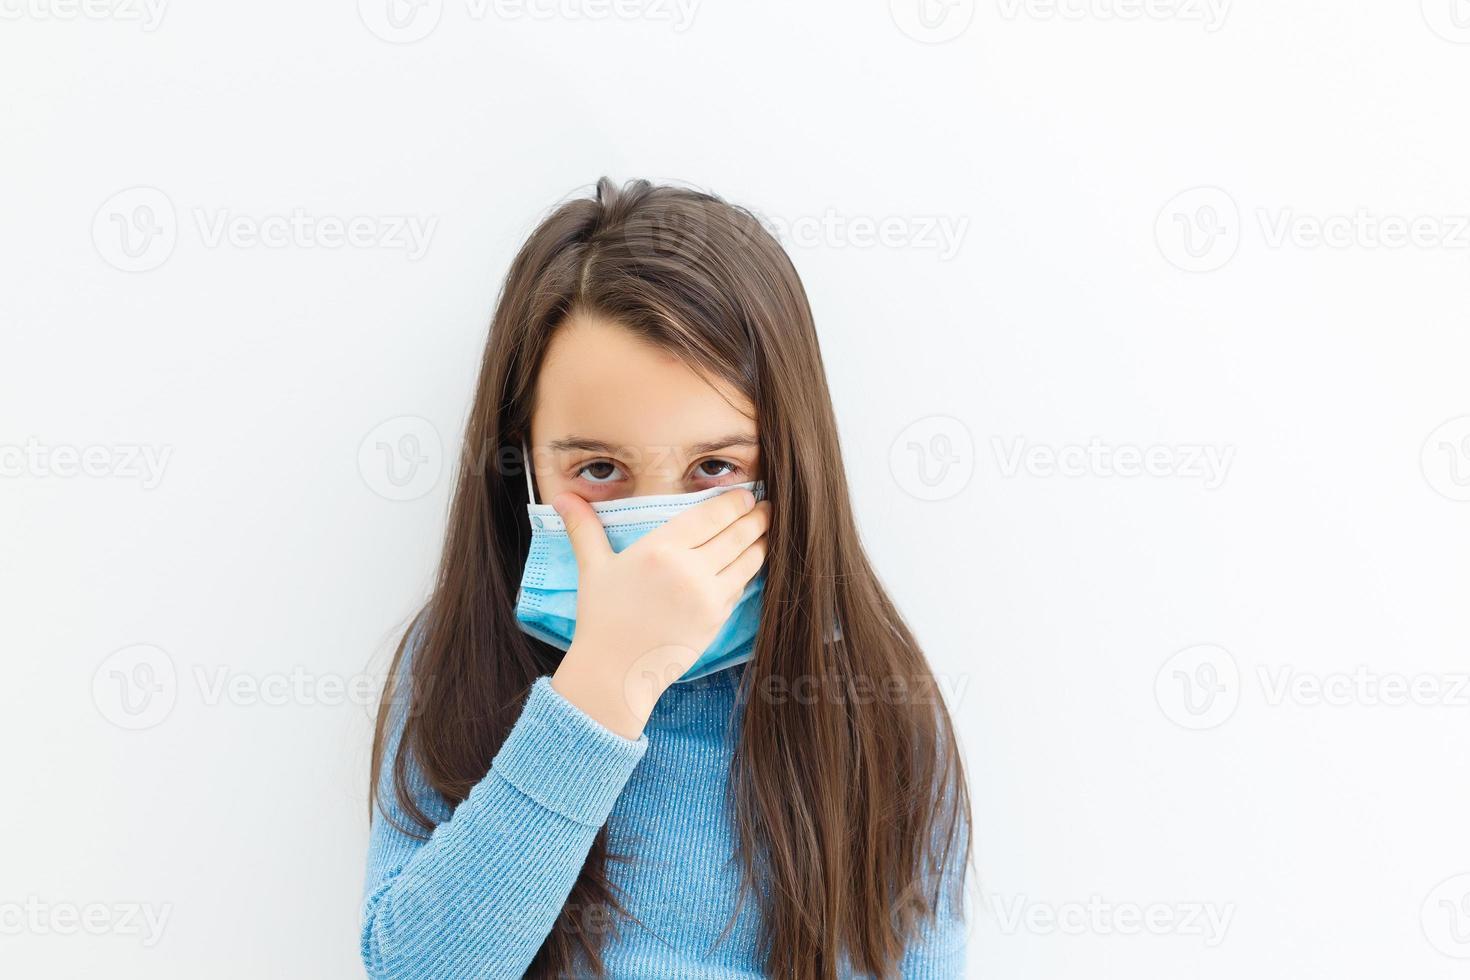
[361,652,967,978]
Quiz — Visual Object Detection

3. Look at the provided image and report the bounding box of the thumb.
[551,491,611,568]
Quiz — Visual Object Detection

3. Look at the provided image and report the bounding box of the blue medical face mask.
[513,455,766,684]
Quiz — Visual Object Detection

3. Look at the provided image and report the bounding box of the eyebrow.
[548,434,759,456]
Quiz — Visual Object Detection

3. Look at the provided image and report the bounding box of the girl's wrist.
[551,644,656,740]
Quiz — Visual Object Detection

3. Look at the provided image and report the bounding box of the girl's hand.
[548,487,770,739]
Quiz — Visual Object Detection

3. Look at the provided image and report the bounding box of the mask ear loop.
[521,439,538,505]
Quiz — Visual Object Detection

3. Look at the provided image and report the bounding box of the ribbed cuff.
[491,676,649,828]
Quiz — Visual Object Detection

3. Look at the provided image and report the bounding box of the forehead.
[531,313,756,451]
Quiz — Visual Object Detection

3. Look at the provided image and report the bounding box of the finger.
[716,536,767,590]
[697,500,770,570]
[551,491,612,568]
[656,487,756,550]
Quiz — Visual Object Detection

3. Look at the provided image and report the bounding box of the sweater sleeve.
[897,798,971,977]
[360,639,649,980]
[897,851,970,979]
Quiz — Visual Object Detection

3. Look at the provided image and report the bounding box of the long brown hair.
[371,177,970,978]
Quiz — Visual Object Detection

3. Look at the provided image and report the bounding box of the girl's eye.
[694,459,738,480]
[576,460,623,483]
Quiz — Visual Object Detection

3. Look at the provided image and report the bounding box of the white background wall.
[5,1,1470,977]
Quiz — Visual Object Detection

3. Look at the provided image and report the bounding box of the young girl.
[363,179,971,979]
